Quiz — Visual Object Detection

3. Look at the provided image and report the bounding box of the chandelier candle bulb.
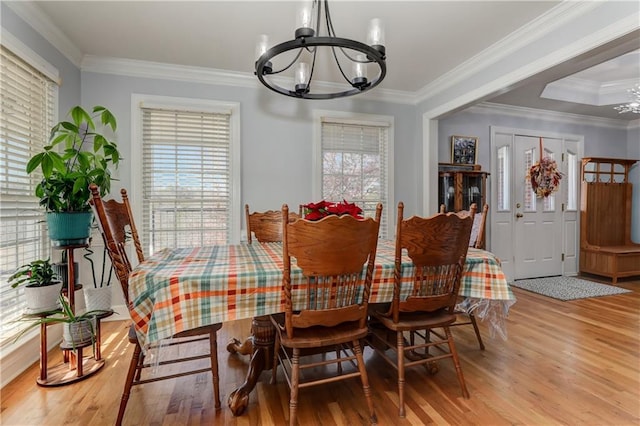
[255,35,272,74]
[352,54,368,88]
[256,35,269,58]
[295,1,315,38]
[367,18,385,54]
[295,62,310,93]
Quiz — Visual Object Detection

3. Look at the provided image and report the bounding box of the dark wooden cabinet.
[438,163,489,212]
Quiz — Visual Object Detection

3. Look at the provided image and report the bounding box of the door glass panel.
[524,147,536,212]
[543,150,555,212]
[497,145,510,211]
[567,151,577,211]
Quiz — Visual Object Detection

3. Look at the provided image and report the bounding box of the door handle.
[516,212,524,218]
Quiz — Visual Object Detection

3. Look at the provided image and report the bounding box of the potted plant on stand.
[8,259,63,314]
[26,105,122,247]
[14,294,111,350]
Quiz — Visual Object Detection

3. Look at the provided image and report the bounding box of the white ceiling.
[8,1,640,121]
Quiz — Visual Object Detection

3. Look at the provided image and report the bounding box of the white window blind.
[0,45,56,345]
[141,107,233,252]
[321,120,389,238]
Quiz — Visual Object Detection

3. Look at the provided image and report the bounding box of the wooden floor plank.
[1,278,638,425]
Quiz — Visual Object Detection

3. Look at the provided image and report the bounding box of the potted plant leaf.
[26,105,122,247]
[8,259,62,314]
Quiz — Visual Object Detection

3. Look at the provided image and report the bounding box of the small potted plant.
[14,294,111,350]
[8,259,62,314]
[26,105,122,247]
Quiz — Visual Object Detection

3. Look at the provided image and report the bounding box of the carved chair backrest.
[89,184,144,306]
[389,202,475,323]
[281,203,383,339]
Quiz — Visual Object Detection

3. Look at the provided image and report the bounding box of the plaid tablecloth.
[129,241,515,348]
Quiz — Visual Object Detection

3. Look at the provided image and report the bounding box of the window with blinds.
[141,107,234,252]
[0,45,57,345]
[320,119,391,238]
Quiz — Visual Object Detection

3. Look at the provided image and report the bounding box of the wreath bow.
[527,137,562,198]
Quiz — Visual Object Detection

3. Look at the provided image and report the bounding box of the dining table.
[128,240,516,415]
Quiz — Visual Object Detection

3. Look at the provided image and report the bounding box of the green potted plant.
[8,259,62,314]
[14,294,111,350]
[26,105,122,246]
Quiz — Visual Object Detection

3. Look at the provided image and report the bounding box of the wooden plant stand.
[35,244,112,387]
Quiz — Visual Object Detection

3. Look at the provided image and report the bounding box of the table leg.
[227,315,275,416]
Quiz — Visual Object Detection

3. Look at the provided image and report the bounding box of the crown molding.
[81,55,416,104]
[471,102,633,129]
[415,1,640,109]
[414,1,601,104]
[4,0,83,67]
[421,9,640,120]
[542,76,640,105]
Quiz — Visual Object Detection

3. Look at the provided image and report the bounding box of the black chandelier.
[254,0,386,100]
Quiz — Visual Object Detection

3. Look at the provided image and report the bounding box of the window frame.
[0,34,59,351]
[131,94,242,249]
[312,109,394,238]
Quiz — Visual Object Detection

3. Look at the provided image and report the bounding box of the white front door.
[490,127,583,282]
[513,135,563,279]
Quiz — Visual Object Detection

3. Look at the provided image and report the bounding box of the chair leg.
[289,348,300,426]
[444,327,470,398]
[336,346,342,375]
[468,313,485,350]
[209,331,221,409]
[271,333,281,385]
[135,350,145,381]
[396,331,406,418]
[116,342,142,426]
[353,340,377,424]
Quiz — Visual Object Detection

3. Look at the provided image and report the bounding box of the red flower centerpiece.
[302,199,363,220]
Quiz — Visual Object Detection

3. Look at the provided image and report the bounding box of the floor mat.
[510,276,631,301]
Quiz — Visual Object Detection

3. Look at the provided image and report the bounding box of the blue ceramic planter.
[46,212,93,247]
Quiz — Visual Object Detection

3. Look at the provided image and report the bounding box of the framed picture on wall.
[451,135,478,164]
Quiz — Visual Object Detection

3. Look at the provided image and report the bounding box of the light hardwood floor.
[1,277,638,425]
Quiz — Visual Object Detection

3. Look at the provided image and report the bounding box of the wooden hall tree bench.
[580,157,640,283]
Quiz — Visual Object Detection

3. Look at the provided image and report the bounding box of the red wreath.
[527,138,562,198]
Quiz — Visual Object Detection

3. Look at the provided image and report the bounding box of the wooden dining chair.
[438,203,488,350]
[440,203,488,249]
[271,203,382,426]
[245,204,300,243]
[368,202,474,417]
[89,184,222,426]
